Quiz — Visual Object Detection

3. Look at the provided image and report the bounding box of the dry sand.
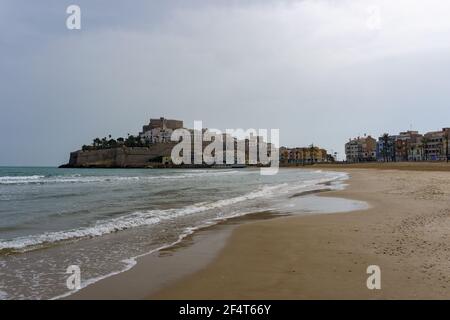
[151,168,450,299]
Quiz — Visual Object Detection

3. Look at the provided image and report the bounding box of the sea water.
[0,167,364,299]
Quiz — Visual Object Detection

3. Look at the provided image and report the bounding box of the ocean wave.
[0,175,45,184]
[0,183,285,253]
[0,170,246,185]
[0,170,349,300]
[51,208,261,300]
[51,172,349,300]
[0,172,348,254]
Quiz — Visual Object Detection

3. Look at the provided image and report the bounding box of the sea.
[0,166,364,299]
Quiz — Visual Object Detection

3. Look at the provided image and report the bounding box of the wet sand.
[152,168,450,299]
[66,212,286,299]
[68,166,450,299]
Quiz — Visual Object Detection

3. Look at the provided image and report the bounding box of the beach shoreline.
[66,166,450,299]
[1,167,348,300]
[150,167,450,299]
[65,211,288,299]
[64,170,356,300]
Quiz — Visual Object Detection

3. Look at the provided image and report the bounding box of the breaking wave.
[0,170,244,185]
[0,182,287,253]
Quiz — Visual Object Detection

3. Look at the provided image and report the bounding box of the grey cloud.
[1,0,450,165]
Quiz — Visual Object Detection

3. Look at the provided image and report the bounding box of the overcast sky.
[2,0,450,165]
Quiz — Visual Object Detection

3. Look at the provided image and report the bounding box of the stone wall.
[67,143,177,168]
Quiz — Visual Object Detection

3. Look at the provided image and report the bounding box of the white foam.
[49,170,349,300]
[0,170,246,185]
[0,173,349,253]
[0,182,287,252]
[0,172,348,253]
[0,175,45,184]
[1,170,349,300]
[50,221,216,300]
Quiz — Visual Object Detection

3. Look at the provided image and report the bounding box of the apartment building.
[423,128,450,161]
[280,146,330,165]
[345,136,377,163]
[375,128,449,162]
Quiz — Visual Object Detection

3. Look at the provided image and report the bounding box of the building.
[423,128,450,161]
[394,131,421,161]
[376,131,424,162]
[139,117,184,144]
[143,117,183,132]
[279,145,330,165]
[345,135,377,163]
[445,128,450,161]
[406,133,424,162]
[372,128,450,162]
[376,134,396,162]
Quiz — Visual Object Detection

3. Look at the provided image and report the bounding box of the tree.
[420,137,428,161]
[444,130,449,163]
[382,133,389,162]
[309,144,316,164]
[108,139,117,148]
[117,137,125,146]
[93,138,101,149]
[101,137,108,149]
[410,145,415,161]
[125,135,141,147]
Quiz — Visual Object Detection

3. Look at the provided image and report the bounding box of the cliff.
[61,143,177,168]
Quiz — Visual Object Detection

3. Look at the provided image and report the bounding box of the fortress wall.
[68,143,177,168]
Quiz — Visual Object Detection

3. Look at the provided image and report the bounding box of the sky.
[2,0,450,165]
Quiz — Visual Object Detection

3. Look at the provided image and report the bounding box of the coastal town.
[63,117,450,168]
[64,116,331,168]
[345,128,450,163]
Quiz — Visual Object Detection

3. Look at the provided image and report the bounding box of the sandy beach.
[151,167,450,299]
[67,166,450,299]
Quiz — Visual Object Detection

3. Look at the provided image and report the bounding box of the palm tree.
[309,144,316,164]
[404,140,410,161]
[410,145,415,161]
[93,138,101,149]
[108,138,117,148]
[382,133,389,162]
[444,130,449,163]
[101,137,108,149]
[420,137,428,161]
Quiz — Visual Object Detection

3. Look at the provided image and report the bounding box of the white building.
[139,117,184,144]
